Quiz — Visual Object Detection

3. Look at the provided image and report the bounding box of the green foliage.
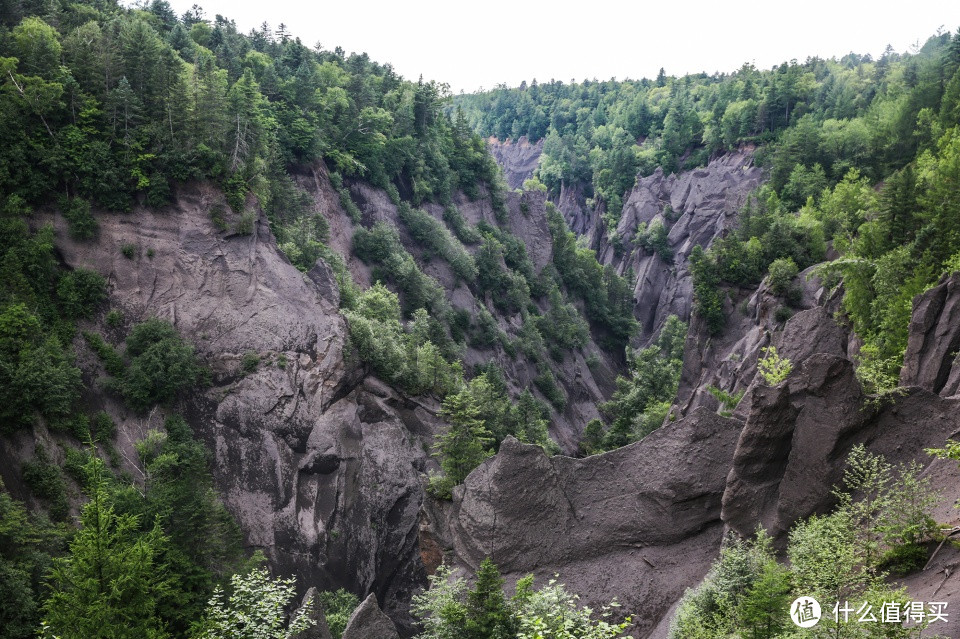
[57,268,107,319]
[442,205,482,244]
[0,304,83,432]
[757,346,792,385]
[669,531,782,639]
[317,589,359,639]
[689,246,725,335]
[670,446,940,639]
[0,477,67,639]
[545,203,637,349]
[766,257,798,296]
[240,350,260,374]
[83,331,126,377]
[836,445,940,567]
[597,315,686,450]
[434,384,494,487]
[42,457,172,639]
[59,197,98,240]
[121,318,203,412]
[344,284,461,396]
[533,369,566,412]
[398,203,477,282]
[412,562,630,639]
[22,445,69,520]
[706,385,745,417]
[634,220,673,262]
[111,416,249,634]
[121,244,136,259]
[106,310,124,328]
[196,567,315,639]
[353,222,448,317]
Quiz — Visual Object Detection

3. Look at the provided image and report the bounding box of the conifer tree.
[42,457,172,639]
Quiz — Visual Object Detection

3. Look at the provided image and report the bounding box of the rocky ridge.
[427,272,960,639]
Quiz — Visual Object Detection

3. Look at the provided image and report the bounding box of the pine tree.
[436,387,493,485]
[465,558,515,639]
[42,457,172,639]
[737,559,792,639]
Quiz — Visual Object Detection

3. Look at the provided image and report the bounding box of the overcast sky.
[162,0,960,93]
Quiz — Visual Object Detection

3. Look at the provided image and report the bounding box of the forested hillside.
[0,0,639,636]
[457,29,960,396]
[4,1,960,638]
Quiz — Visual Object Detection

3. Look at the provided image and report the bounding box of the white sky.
[161,0,960,93]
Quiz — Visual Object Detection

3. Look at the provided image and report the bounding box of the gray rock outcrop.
[429,409,741,638]
[38,181,434,633]
[486,136,543,189]
[296,588,334,639]
[900,271,960,396]
[341,594,400,639]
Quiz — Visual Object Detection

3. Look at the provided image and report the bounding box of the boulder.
[341,594,400,639]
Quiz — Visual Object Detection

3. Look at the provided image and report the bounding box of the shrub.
[533,370,566,411]
[57,269,106,319]
[317,589,359,639]
[767,257,798,296]
[197,568,315,639]
[22,446,68,520]
[757,346,792,385]
[121,244,136,259]
[121,319,203,412]
[234,210,255,235]
[90,411,116,441]
[240,351,260,374]
[82,331,125,378]
[106,310,123,328]
[59,197,97,240]
[773,305,793,324]
[210,205,228,231]
[706,385,744,417]
[634,220,673,262]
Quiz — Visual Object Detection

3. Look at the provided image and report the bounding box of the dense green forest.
[0,0,640,636]
[3,0,960,636]
[459,29,960,396]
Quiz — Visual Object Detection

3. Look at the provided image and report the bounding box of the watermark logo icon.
[791,596,822,628]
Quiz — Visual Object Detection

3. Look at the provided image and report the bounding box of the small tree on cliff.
[435,386,494,486]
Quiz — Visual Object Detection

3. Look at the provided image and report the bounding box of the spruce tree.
[465,558,514,639]
[436,387,493,485]
[42,458,171,639]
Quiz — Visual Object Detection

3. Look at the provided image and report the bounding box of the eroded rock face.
[486,136,543,189]
[341,593,401,639]
[430,409,741,637]
[41,182,434,633]
[346,181,619,453]
[900,271,960,396]
[584,150,765,343]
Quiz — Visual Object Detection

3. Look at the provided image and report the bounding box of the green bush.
[878,542,928,576]
[240,351,260,374]
[121,319,203,412]
[774,305,793,324]
[767,257,798,296]
[90,412,116,441]
[317,589,359,639]
[533,370,566,411]
[22,446,68,520]
[0,305,83,432]
[59,197,97,240]
[757,346,792,385]
[57,269,106,319]
[106,310,124,328]
[82,331,125,378]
